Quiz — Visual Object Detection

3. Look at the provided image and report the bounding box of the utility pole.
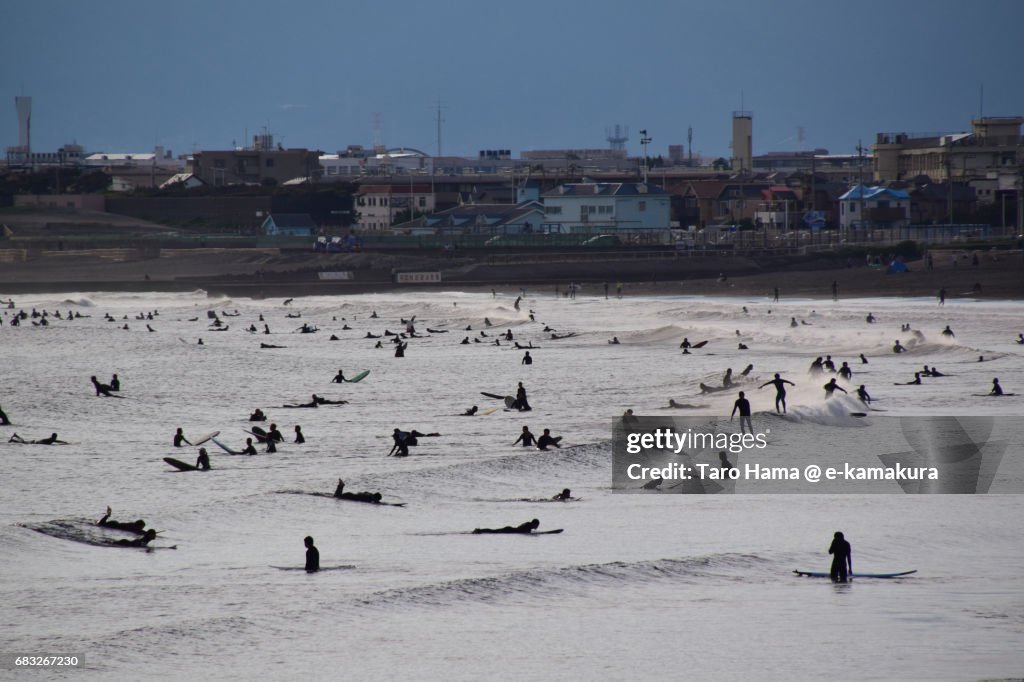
[856,140,865,235]
[639,129,652,184]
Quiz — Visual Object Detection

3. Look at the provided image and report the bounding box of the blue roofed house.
[838,185,910,230]
[540,182,670,233]
[261,213,317,236]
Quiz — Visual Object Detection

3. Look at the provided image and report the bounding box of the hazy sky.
[2,0,1023,160]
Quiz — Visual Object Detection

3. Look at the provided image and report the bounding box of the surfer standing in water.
[304,536,320,573]
[828,531,852,583]
[173,428,191,447]
[759,374,795,414]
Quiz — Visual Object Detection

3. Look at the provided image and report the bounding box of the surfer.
[109,374,120,391]
[823,356,836,372]
[668,399,705,409]
[828,531,852,583]
[0,404,10,425]
[759,374,795,414]
[790,317,798,328]
[722,368,734,388]
[287,395,320,408]
[808,357,824,375]
[265,438,277,453]
[990,378,1003,396]
[837,362,852,381]
[260,343,286,349]
[893,340,906,353]
[609,336,620,345]
[267,424,284,442]
[823,378,848,398]
[249,409,267,422]
[941,325,955,338]
[90,375,117,397]
[472,519,541,534]
[8,432,67,445]
[522,351,533,365]
[537,428,562,450]
[97,507,146,533]
[896,373,922,386]
[331,370,346,383]
[462,406,479,416]
[304,536,320,573]
[938,288,946,305]
[512,426,537,447]
[173,428,192,447]
[115,529,157,547]
[513,382,531,411]
[860,353,868,364]
[865,313,876,323]
[553,488,573,501]
[389,429,413,457]
[314,395,347,405]
[730,391,752,434]
[242,438,258,456]
[395,341,407,358]
[856,385,872,405]
[294,425,305,444]
[1017,333,1024,345]
[622,409,639,425]
[196,448,210,470]
[680,338,691,350]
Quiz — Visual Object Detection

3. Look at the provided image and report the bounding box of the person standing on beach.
[831,281,838,301]
[828,532,852,583]
[938,288,946,305]
[773,287,779,302]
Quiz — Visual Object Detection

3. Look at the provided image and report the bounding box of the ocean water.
[1,289,1023,681]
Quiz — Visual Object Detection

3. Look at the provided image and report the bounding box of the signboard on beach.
[318,271,354,280]
[395,271,442,283]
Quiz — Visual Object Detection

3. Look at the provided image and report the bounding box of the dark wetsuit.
[305,545,320,573]
[537,434,561,450]
[473,521,537,534]
[513,430,536,447]
[242,443,258,456]
[173,433,189,447]
[196,452,210,470]
[267,428,284,442]
[760,377,795,413]
[829,537,852,583]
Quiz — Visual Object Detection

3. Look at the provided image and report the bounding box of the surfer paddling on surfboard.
[97,507,147,533]
[473,519,542,534]
[8,432,67,445]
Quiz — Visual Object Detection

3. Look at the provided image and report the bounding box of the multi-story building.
[872,116,1023,183]
[190,135,320,187]
[355,183,436,231]
[540,182,669,232]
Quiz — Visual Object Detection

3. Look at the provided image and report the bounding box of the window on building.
[266,158,274,168]
[545,206,562,215]
[850,203,857,213]
[418,197,426,207]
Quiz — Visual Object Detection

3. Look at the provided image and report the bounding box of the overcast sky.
[2,0,1023,160]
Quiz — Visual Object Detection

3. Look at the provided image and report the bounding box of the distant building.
[541,182,670,232]
[872,116,1023,183]
[838,185,910,230]
[191,135,320,187]
[262,213,316,237]
[159,173,204,190]
[355,183,436,231]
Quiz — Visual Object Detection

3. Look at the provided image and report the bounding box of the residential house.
[540,182,670,233]
[837,185,910,230]
[355,183,436,231]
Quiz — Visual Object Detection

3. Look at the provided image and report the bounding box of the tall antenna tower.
[435,99,445,158]
[606,124,629,151]
[371,112,383,151]
[796,126,806,150]
[687,125,693,166]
